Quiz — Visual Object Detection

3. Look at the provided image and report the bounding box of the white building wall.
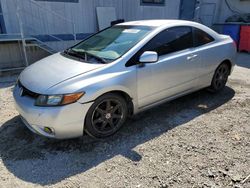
[1,0,250,35]
[210,0,250,23]
[122,0,180,21]
[198,0,219,26]
[0,0,20,34]
[0,0,181,35]
[195,0,250,26]
[217,0,250,23]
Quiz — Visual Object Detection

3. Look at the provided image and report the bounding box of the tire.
[209,63,230,93]
[84,93,128,138]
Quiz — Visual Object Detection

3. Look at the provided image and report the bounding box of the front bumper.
[13,85,93,139]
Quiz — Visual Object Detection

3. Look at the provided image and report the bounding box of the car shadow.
[0,87,235,186]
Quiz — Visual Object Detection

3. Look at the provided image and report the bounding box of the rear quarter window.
[193,28,215,47]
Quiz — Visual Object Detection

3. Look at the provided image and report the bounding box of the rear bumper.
[13,84,93,139]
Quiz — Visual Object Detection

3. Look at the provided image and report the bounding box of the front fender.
[76,69,137,110]
[46,63,138,108]
[78,85,134,104]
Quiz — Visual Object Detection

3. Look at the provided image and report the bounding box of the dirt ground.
[0,53,249,188]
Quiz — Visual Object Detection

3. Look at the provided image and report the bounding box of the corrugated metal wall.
[0,0,181,35]
[1,0,249,35]
[122,0,180,21]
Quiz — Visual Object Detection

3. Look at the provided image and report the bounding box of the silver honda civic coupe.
[13,20,236,139]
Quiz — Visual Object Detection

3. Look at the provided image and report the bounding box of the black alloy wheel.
[209,63,230,92]
[85,93,128,138]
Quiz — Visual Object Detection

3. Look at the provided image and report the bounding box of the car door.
[136,26,201,108]
[192,27,217,86]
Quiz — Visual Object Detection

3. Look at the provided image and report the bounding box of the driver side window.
[143,26,193,56]
[126,26,194,67]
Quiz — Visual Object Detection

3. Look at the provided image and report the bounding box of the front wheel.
[209,63,230,93]
[84,93,128,138]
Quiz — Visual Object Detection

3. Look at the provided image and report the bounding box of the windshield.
[70,25,153,63]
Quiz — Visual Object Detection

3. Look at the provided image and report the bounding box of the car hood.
[19,53,105,94]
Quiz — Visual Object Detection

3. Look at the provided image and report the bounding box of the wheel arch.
[94,90,134,116]
[83,90,133,138]
[220,59,233,75]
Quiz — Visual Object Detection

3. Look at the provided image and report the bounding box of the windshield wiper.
[64,48,108,64]
[63,48,86,61]
[84,51,108,64]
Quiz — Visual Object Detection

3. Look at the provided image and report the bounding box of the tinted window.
[143,27,193,56]
[193,28,214,47]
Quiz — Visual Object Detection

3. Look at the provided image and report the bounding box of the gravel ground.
[0,53,249,188]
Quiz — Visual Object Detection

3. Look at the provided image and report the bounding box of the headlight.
[35,92,85,106]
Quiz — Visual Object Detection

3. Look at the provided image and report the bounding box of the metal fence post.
[73,22,76,41]
[16,1,29,67]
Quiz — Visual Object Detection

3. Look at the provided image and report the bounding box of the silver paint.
[13,20,236,139]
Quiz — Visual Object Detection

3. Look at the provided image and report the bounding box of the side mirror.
[139,51,158,63]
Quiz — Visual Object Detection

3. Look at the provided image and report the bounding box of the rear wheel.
[209,63,230,92]
[84,93,128,138]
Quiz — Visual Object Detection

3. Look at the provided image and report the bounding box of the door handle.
[187,54,197,61]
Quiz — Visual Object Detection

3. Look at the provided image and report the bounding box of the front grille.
[18,80,40,99]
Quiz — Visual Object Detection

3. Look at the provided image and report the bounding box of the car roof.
[118,19,220,39]
[118,19,194,27]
